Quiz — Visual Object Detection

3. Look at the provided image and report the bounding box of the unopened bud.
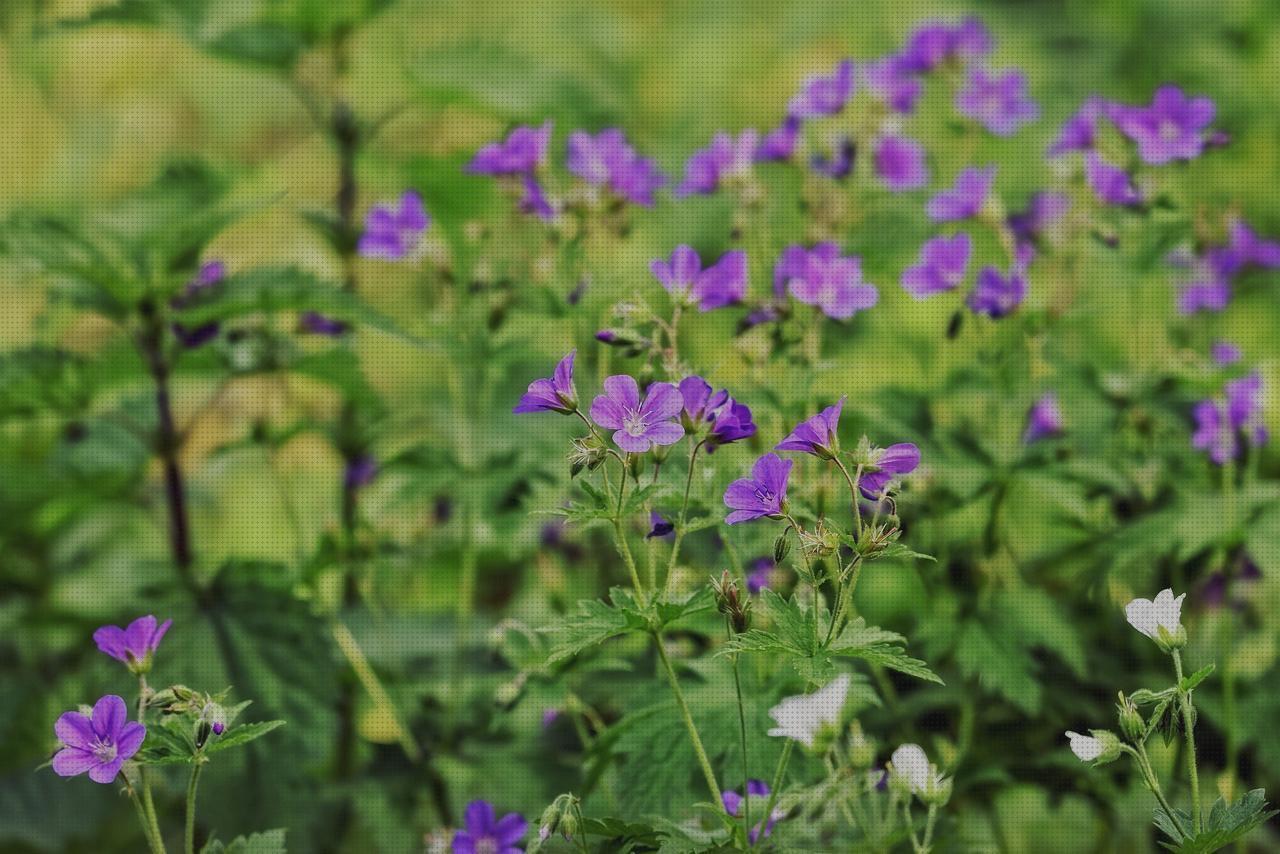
[1117,693,1145,743]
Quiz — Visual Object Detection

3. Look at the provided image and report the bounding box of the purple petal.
[492,813,528,846]
[603,374,640,410]
[463,801,497,836]
[55,711,96,750]
[92,626,129,663]
[51,747,98,778]
[91,695,127,740]
[644,421,686,447]
[613,430,653,453]
[87,756,125,785]
[641,382,683,421]
[116,722,147,762]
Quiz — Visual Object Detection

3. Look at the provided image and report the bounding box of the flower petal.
[55,711,96,750]
[91,695,127,740]
[51,747,97,778]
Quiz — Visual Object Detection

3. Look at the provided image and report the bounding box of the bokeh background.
[2,0,1280,851]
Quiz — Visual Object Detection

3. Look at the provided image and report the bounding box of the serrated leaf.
[204,720,286,755]
[1157,789,1277,852]
[200,828,288,853]
[1179,663,1215,693]
[541,594,648,664]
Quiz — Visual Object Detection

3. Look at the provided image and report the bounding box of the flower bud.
[1116,693,1146,743]
[773,532,792,565]
[920,774,953,808]
[847,721,876,769]
[712,571,751,634]
[1065,729,1122,765]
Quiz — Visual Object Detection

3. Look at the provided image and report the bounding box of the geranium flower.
[874,135,929,191]
[756,116,801,162]
[94,615,171,673]
[1065,730,1121,764]
[651,246,748,311]
[1084,152,1142,207]
[724,453,792,525]
[768,674,850,748]
[1023,393,1064,443]
[357,191,430,260]
[52,695,146,785]
[901,233,971,298]
[927,165,996,222]
[722,779,787,843]
[788,59,856,119]
[1124,588,1186,648]
[1047,96,1106,156]
[452,801,526,854]
[863,55,923,113]
[776,398,844,458]
[859,443,920,498]
[775,244,878,319]
[467,122,552,175]
[1110,85,1215,165]
[566,128,666,206]
[589,375,684,452]
[967,253,1029,318]
[956,67,1038,136]
[514,351,577,414]
[676,130,759,197]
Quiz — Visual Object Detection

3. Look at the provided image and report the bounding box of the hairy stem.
[728,627,751,845]
[753,740,793,852]
[664,440,703,595]
[922,803,939,852]
[128,781,168,854]
[654,636,724,813]
[1172,651,1202,834]
[184,763,202,854]
[1130,744,1190,839]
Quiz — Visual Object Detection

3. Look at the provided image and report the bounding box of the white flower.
[767,673,850,748]
[1124,588,1186,648]
[1065,731,1104,762]
[889,743,932,794]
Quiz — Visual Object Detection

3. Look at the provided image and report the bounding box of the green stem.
[184,763,203,854]
[1130,745,1190,839]
[902,801,924,854]
[729,629,751,845]
[128,782,168,854]
[610,457,644,596]
[922,804,939,852]
[753,739,793,852]
[663,440,703,595]
[141,771,164,852]
[1172,651,1202,834]
[833,459,865,541]
[654,636,724,813]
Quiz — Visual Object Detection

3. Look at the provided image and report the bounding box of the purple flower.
[811,136,856,180]
[1084,152,1142,207]
[1007,192,1070,246]
[468,122,552,175]
[344,455,378,490]
[651,246,748,311]
[859,443,920,499]
[757,116,801,162]
[900,18,992,72]
[452,801,527,854]
[299,311,349,336]
[722,779,785,843]
[172,322,220,348]
[1048,96,1105,156]
[170,260,226,309]
[676,130,758,197]
[1024,393,1064,443]
[788,59,855,119]
[874,135,929,192]
[956,68,1038,136]
[1226,373,1268,446]
[1212,341,1243,365]
[1192,400,1236,465]
[514,350,577,414]
[646,511,676,539]
[52,695,146,785]
[927,165,996,222]
[1226,219,1280,271]
[678,376,755,449]
[566,128,666,206]
[1110,85,1215,165]
[725,453,792,524]
[518,174,557,220]
[776,398,844,458]
[863,55,923,113]
[94,615,172,672]
[357,191,430,260]
[590,375,684,453]
[775,244,878,319]
[746,558,776,595]
[901,233,971,299]
[1178,278,1232,314]
[967,261,1028,318]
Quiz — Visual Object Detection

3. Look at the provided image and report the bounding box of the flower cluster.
[1192,372,1268,464]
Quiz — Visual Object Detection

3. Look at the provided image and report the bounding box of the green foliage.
[1155,790,1278,853]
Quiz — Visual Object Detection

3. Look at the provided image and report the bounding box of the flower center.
[1158,120,1181,142]
[753,486,776,506]
[475,839,498,854]
[622,411,648,437]
[91,738,117,764]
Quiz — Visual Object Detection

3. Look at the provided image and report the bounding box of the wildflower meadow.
[4,1,1280,852]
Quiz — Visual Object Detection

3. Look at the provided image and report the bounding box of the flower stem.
[128,781,168,854]
[654,635,724,813]
[728,627,751,845]
[611,458,645,596]
[1172,650,1202,834]
[663,440,703,595]
[184,763,203,854]
[922,804,939,852]
[1130,744,1189,839]
[753,740,793,852]
[833,459,864,541]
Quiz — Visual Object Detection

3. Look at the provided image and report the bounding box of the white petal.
[891,743,932,793]
[1124,597,1157,639]
[1065,731,1102,761]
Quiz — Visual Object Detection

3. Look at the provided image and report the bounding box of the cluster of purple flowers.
[1170,218,1280,314]
[725,397,921,523]
[774,243,879,319]
[566,128,666,206]
[358,190,431,260]
[514,352,756,456]
[1192,372,1268,464]
[51,615,172,785]
[1048,86,1220,207]
[651,245,748,311]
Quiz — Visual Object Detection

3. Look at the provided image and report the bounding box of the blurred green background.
[3,0,1280,852]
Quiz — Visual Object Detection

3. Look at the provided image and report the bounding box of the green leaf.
[1157,789,1277,852]
[1179,663,1215,693]
[541,592,649,664]
[204,720,287,755]
[200,828,288,853]
[830,618,944,684]
[174,267,416,343]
